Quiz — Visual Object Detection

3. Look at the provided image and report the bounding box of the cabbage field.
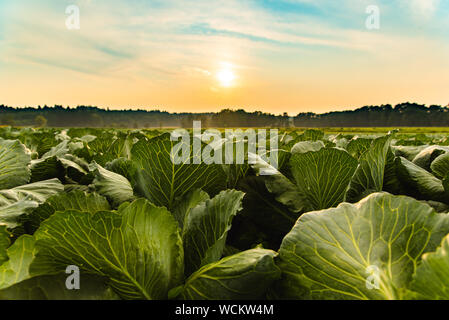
[1,126,449,300]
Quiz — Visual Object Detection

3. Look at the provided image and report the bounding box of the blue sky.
[1,0,448,114]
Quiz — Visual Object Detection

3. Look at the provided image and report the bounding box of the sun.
[216,68,236,87]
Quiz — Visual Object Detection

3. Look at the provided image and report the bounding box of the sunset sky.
[1,0,449,115]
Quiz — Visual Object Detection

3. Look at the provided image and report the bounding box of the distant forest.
[1,102,449,128]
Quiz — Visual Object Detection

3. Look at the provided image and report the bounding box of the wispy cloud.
[404,0,441,19]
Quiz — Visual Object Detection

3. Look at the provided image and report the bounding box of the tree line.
[0,102,448,128]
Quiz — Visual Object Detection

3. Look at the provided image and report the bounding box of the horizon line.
[2,101,449,117]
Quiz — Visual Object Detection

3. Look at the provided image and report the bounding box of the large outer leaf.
[0,179,64,206]
[180,248,281,300]
[431,152,449,179]
[346,138,372,159]
[422,200,449,213]
[87,132,132,166]
[290,148,358,211]
[30,156,65,183]
[131,133,227,210]
[182,190,244,276]
[30,199,184,300]
[172,189,210,229]
[213,131,252,187]
[0,179,64,228]
[392,145,428,161]
[291,141,324,155]
[0,274,120,300]
[0,139,31,189]
[0,200,39,229]
[396,157,447,203]
[29,141,77,183]
[25,191,111,233]
[382,148,403,195]
[410,233,449,300]
[105,157,135,182]
[59,155,90,183]
[346,135,392,202]
[30,154,90,185]
[0,227,10,265]
[264,172,306,213]
[0,236,37,290]
[251,155,306,213]
[0,226,117,299]
[40,140,70,159]
[277,193,449,300]
[412,146,448,171]
[88,162,135,208]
